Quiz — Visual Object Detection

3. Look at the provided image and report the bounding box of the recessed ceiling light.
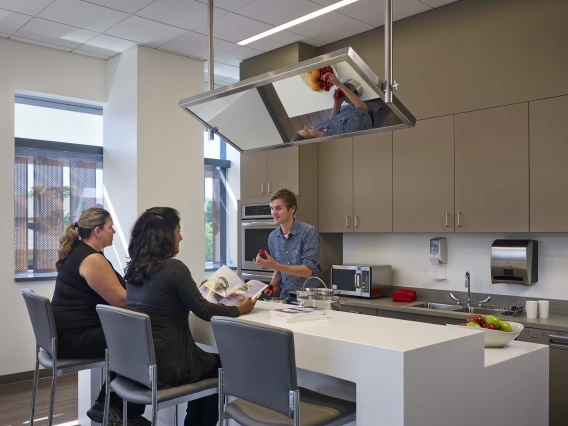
[237,0,359,46]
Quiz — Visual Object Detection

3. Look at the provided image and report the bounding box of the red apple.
[482,324,497,330]
[459,323,467,326]
[467,314,484,326]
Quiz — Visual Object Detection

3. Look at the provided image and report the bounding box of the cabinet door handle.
[261,183,265,194]
[354,215,359,228]
[268,182,272,193]
[457,212,462,227]
[445,213,450,227]
[346,216,351,228]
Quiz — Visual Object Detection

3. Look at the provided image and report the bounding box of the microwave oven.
[330,265,392,298]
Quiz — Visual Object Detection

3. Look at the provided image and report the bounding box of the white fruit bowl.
[447,321,524,348]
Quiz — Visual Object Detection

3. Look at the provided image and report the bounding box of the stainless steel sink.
[411,302,465,312]
[464,306,502,315]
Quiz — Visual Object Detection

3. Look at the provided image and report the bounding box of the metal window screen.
[14,156,28,274]
[70,159,98,222]
[33,157,64,273]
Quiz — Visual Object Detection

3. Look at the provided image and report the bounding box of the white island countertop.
[190,301,549,426]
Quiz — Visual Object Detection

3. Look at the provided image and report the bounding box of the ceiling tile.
[76,33,136,56]
[14,18,98,48]
[196,0,256,12]
[290,11,373,44]
[300,36,325,47]
[105,15,187,47]
[83,0,156,14]
[419,0,459,7]
[135,0,228,31]
[0,31,10,38]
[235,0,321,26]
[0,9,32,34]
[0,0,54,16]
[195,13,272,44]
[245,29,305,52]
[160,32,236,59]
[39,0,129,32]
[214,45,262,66]
[10,35,71,51]
[310,0,433,26]
[73,49,109,59]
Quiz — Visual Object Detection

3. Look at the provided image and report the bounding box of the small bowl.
[447,321,524,348]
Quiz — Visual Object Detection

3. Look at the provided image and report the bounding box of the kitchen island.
[78,301,548,426]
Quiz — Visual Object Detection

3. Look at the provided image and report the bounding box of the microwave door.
[332,269,362,296]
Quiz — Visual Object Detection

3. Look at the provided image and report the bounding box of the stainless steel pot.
[297,295,344,311]
[343,79,363,104]
[263,297,287,304]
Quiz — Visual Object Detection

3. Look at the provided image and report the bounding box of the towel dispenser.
[491,239,538,286]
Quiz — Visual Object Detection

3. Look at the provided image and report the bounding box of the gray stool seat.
[111,376,218,406]
[225,387,356,426]
[38,350,105,371]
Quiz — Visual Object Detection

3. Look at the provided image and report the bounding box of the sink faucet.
[465,271,471,307]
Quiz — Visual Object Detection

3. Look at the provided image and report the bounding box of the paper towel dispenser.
[491,239,538,286]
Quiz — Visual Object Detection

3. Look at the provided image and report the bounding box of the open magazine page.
[217,280,267,307]
[199,266,267,306]
[199,265,243,304]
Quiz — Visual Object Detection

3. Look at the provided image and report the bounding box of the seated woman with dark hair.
[124,207,256,426]
[52,207,147,426]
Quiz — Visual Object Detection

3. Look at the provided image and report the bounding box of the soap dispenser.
[430,237,447,280]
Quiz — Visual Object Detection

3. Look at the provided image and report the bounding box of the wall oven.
[240,203,278,273]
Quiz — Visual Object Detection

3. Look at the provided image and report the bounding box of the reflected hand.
[323,72,340,87]
[238,297,257,315]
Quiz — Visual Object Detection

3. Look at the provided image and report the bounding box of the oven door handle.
[242,221,276,227]
[241,272,273,282]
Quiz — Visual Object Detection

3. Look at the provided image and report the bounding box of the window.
[204,132,237,272]
[14,96,103,278]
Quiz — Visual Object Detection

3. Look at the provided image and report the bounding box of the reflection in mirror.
[182,49,412,153]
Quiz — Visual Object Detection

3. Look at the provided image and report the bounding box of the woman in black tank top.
[52,208,147,426]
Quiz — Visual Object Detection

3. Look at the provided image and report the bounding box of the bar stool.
[96,305,218,426]
[211,316,357,426]
[22,289,106,426]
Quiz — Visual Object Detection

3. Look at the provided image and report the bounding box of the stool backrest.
[22,289,57,354]
[96,305,155,388]
[211,316,297,417]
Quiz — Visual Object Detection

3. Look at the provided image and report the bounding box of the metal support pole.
[384,0,393,103]
[207,0,215,139]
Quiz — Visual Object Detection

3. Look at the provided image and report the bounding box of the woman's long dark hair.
[124,207,180,286]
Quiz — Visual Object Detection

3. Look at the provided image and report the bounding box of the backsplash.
[343,233,568,300]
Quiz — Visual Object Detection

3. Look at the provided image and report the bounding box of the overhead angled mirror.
[179,47,416,153]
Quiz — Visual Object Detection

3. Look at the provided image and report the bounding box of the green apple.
[467,321,481,328]
[500,321,513,332]
[484,315,501,329]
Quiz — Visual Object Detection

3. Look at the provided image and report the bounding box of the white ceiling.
[0,0,458,85]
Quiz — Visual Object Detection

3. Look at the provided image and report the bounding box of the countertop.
[340,296,568,332]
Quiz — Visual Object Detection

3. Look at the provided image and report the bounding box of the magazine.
[199,265,267,307]
[270,307,329,323]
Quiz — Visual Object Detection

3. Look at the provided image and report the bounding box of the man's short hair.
[269,188,297,211]
[290,132,315,142]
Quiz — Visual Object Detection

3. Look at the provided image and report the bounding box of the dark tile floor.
[0,374,78,426]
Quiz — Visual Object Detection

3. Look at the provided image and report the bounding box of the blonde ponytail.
[56,222,80,271]
[55,208,110,271]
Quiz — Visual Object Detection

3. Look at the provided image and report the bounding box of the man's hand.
[254,251,278,270]
[264,283,279,297]
[238,297,257,315]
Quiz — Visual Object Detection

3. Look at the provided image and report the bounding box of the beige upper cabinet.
[353,132,392,232]
[530,95,568,232]
[393,116,454,232]
[454,103,529,232]
[240,146,299,200]
[318,138,354,233]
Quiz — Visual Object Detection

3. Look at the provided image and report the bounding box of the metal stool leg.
[174,404,178,426]
[29,345,40,426]
[102,350,111,426]
[151,365,158,426]
[47,340,58,426]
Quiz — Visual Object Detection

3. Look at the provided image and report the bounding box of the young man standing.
[254,189,321,299]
